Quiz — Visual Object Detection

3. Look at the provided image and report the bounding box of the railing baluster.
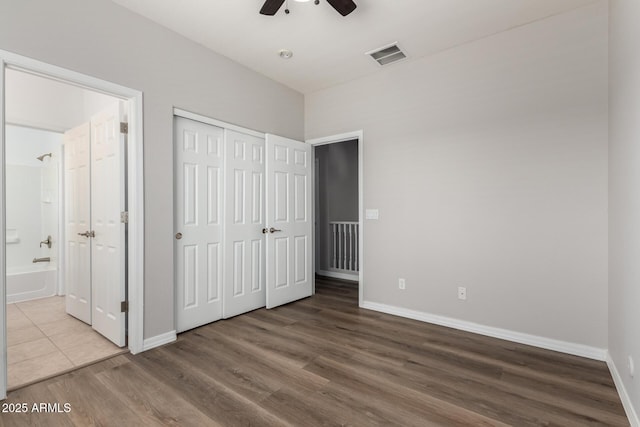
[338,224,343,270]
[349,224,354,271]
[328,221,359,274]
[332,223,337,269]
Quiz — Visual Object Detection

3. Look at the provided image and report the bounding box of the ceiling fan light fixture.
[260,0,354,16]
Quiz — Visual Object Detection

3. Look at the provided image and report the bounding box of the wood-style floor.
[0,277,629,426]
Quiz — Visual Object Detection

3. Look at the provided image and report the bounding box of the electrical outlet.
[457,286,467,300]
[629,355,635,378]
[398,278,406,290]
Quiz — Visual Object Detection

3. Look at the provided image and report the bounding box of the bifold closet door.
[223,130,266,318]
[174,117,224,332]
[64,122,92,324]
[265,134,313,309]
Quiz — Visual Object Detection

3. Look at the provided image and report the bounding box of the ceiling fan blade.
[260,0,285,15]
[326,0,357,16]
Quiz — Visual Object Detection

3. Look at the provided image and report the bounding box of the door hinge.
[120,301,129,313]
[120,122,129,134]
[120,211,129,224]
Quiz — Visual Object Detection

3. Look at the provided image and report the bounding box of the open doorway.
[4,69,129,389]
[0,51,144,400]
[315,140,359,281]
[309,131,364,306]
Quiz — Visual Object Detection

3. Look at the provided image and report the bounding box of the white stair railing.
[330,221,359,273]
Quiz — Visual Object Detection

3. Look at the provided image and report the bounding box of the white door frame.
[306,131,364,306]
[0,50,145,399]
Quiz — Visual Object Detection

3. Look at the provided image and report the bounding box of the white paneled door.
[174,117,224,332]
[64,102,127,347]
[173,115,314,329]
[64,122,92,324]
[265,134,313,309]
[223,130,266,318]
[90,102,127,347]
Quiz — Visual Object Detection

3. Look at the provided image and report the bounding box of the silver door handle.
[175,232,183,240]
[269,227,282,233]
[77,231,95,238]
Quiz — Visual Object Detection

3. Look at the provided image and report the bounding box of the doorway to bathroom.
[3,67,133,390]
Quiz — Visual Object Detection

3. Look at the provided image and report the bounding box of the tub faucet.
[40,235,52,248]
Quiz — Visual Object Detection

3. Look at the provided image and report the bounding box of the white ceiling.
[110,0,598,94]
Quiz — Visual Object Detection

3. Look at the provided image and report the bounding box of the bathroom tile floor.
[7,296,127,389]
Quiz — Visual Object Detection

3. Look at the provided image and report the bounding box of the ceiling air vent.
[366,42,407,66]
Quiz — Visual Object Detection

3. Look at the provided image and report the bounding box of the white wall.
[6,68,124,132]
[5,125,62,272]
[5,69,84,132]
[5,125,62,167]
[82,90,121,123]
[609,0,640,422]
[0,0,304,339]
[306,2,608,349]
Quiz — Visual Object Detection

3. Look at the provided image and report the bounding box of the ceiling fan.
[260,0,357,17]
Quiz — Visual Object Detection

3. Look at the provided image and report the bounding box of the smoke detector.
[279,49,294,59]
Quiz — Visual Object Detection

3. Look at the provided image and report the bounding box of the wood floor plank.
[166,335,283,401]
[346,348,622,426]
[94,358,219,427]
[192,327,331,392]
[46,363,146,426]
[304,355,511,426]
[133,347,292,427]
[1,279,629,426]
[0,382,75,427]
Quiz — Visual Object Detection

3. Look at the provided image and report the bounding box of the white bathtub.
[6,264,57,303]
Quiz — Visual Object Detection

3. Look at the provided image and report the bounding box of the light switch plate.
[366,209,379,220]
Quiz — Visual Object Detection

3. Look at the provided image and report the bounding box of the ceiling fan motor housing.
[260,0,356,16]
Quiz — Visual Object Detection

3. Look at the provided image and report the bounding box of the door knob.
[262,228,268,234]
[40,235,52,248]
[77,231,95,238]
[175,232,183,240]
[269,227,282,233]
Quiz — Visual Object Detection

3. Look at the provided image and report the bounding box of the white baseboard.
[361,300,607,361]
[317,270,358,282]
[607,352,640,427]
[142,330,177,352]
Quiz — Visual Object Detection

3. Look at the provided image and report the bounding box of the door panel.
[91,102,126,346]
[175,117,224,332]
[265,134,313,309]
[64,123,92,324]
[294,235,308,283]
[223,130,266,318]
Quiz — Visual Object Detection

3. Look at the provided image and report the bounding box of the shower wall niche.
[6,125,62,303]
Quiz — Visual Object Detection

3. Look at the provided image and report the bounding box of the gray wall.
[609,0,640,418]
[315,140,358,271]
[306,2,608,349]
[0,0,304,339]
